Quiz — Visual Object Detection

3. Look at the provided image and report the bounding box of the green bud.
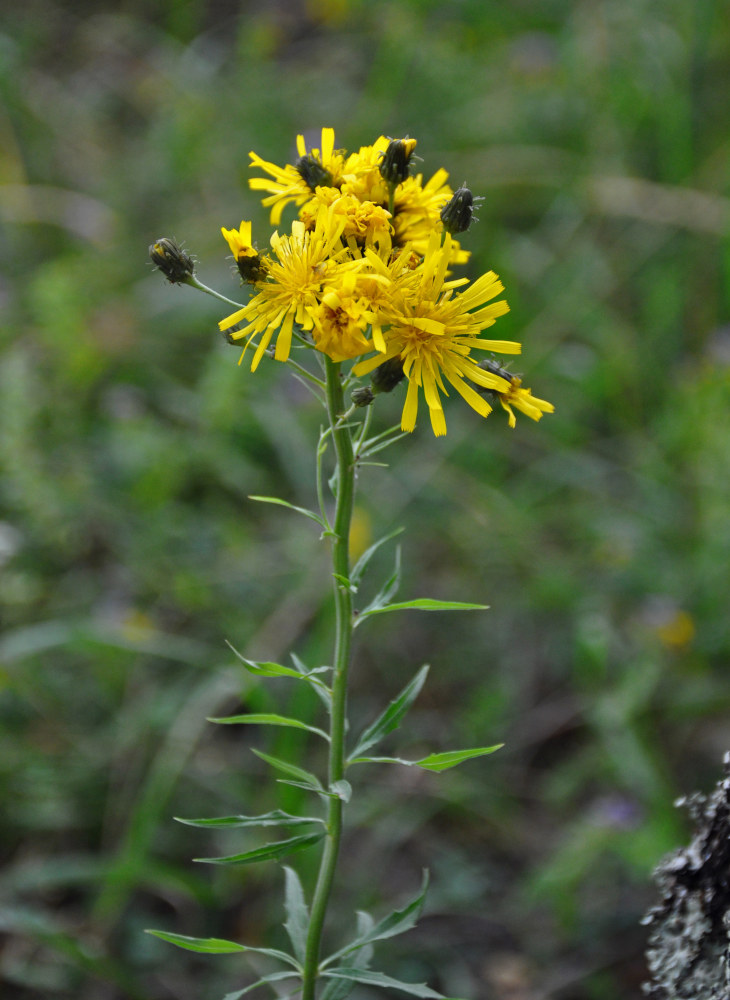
[379,138,418,186]
[351,386,375,408]
[296,154,333,190]
[149,238,195,283]
[440,186,475,234]
[371,357,405,394]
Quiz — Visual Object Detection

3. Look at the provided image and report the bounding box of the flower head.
[354,231,519,436]
[213,127,553,435]
[219,205,349,369]
[221,221,269,284]
[249,127,347,225]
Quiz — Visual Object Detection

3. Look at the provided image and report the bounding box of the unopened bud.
[351,386,375,408]
[379,138,417,186]
[440,186,474,234]
[371,357,405,394]
[149,238,195,283]
[296,154,333,190]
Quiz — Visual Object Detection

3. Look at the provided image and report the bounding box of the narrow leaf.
[174,810,323,829]
[414,745,503,772]
[332,572,356,592]
[348,746,503,771]
[356,599,488,625]
[145,930,297,967]
[323,872,429,966]
[358,546,402,617]
[348,666,429,760]
[350,528,404,589]
[223,971,302,1000]
[252,749,322,790]
[283,867,309,963]
[227,641,328,686]
[248,495,326,528]
[321,968,448,998]
[208,713,329,740]
[195,832,323,865]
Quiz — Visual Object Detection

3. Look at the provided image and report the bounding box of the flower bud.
[296,154,333,190]
[351,386,375,408]
[149,238,195,283]
[371,357,405,394]
[379,138,417,186]
[440,186,474,234]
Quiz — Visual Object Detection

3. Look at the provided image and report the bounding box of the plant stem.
[301,358,356,1000]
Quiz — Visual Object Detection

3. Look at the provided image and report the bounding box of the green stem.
[184,274,245,309]
[301,359,356,1000]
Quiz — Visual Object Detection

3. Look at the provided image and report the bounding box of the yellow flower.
[249,127,346,225]
[495,378,555,427]
[354,231,520,436]
[221,221,268,283]
[478,360,555,427]
[218,205,348,370]
[311,272,374,361]
[300,189,392,247]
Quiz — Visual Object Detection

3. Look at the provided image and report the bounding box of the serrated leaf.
[194,831,324,865]
[248,495,326,528]
[348,666,429,760]
[252,749,322,790]
[321,968,448,998]
[323,872,429,966]
[144,930,298,967]
[283,867,308,963]
[355,599,488,626]
[350,528,404,589]
[414,745,503,772]
[223,971,301,1000]
[174,810,323,829]
[208,713,329,740]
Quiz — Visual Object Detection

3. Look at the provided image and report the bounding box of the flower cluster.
[219,128,553,436]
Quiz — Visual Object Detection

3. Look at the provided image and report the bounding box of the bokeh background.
[2,0,729,997]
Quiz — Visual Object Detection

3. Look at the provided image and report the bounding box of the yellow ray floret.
[353,231,519,436]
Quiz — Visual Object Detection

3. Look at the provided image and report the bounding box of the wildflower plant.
[148,128,553,1000]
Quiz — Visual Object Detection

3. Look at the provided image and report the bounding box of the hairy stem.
[301,359,356,1000]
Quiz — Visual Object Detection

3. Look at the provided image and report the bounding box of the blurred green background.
[1,0,729,997]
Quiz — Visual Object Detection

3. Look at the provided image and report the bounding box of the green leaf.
[283,867,308,963]
[208,713,329,740]
[321,911,376,1000]
[174,810,323,829]
[223,971,302,1000]
[414,745,503,771]
[323,872,429,966]
[348,746,503,770]
[348,666,429,760]
[291,651,332,710]
[248,495,326,528]
[227,641,329,686]
[356,599,488,625]
[321,968,450,998]
[194,832,324,865]
[332,572,356,592]
[350,528,404,589]
[144,930,298,967]
[252,749,322,790]
[357,546,402,618]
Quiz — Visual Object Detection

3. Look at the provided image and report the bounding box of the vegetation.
[1,1,729,997]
